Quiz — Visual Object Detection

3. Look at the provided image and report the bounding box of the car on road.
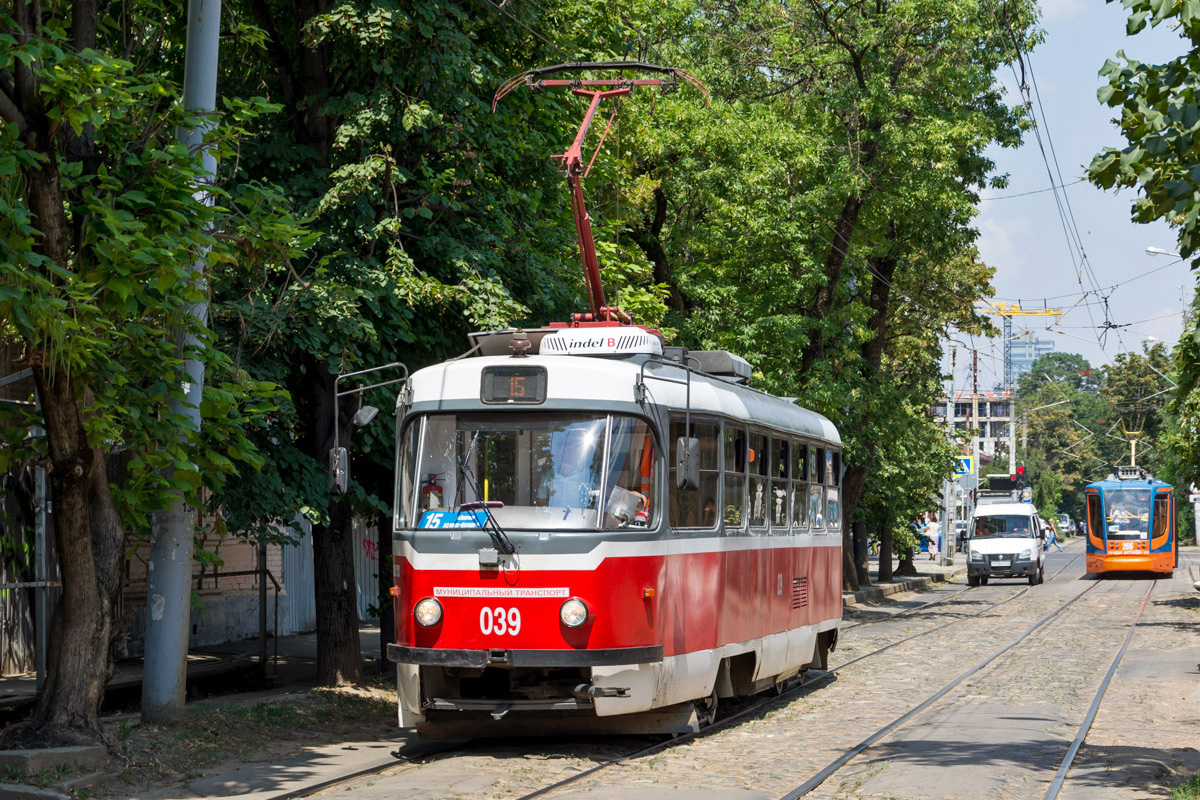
[966,502,1047,586]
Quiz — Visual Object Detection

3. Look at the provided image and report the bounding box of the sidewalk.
[842,553,967,607]
[0,625,384,715]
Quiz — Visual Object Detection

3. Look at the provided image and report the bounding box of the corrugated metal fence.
[280,516,316,635]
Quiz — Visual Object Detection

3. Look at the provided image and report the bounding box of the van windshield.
[972,514,1035,538]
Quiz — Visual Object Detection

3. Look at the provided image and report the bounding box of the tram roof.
[407,353,841,446]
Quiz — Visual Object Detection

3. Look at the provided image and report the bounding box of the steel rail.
[277,547,1091,800]
[1042,579,1157,800]
[508,557,1084,800]
[779,579,1103,799]
[843,548,1082,632]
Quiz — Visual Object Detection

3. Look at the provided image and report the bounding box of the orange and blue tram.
[1084,466,1177,576]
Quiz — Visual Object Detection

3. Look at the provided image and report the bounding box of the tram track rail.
[505,554,1085,800]
[778,577,1159,800]
[284,548,1089,800]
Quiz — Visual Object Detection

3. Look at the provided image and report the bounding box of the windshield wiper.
[456,435,516,555]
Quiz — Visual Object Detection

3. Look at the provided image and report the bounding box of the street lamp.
[1145,245,1179,256]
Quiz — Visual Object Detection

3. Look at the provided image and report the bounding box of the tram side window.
[826,450,841,531]
[724,426,747,530]
[1086,493,1102,538]
[669,419,720,529]
[1153,493,1170,540]
[810,447,826,530]
[770,437,790,532]
[748,430,769,530]
[791,441,808,529]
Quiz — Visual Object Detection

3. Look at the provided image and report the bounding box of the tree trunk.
[896,542,918,577]
[839,464,871,589]
[302,364,362,686]
[841,524,857,592]
[312,500,362,685]
[6,363,112,748]
[852,518,869,586]
[376,511,394,673]
[878,518,894,582]
[0,17,123,741]
[799,194,864,376]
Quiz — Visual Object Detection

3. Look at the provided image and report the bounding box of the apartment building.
[932,389,1014,459]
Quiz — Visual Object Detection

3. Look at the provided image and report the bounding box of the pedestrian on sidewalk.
[925,513,940,561]
[1046,518,1064,552]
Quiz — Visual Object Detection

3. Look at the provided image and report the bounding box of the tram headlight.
[414,597,443,627]
[560,598,590,628]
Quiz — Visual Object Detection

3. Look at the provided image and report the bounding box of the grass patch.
[100,684,395,795]
[1174,775,1200,800]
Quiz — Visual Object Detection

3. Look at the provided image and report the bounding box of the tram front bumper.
[387,644,664,668]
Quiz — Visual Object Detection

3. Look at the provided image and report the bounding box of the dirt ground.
[91,678,397,799]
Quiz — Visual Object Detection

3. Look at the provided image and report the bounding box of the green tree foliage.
[0,0,300,744]
[1013,345,1178,526]
[211,0,646,682]
[613,0,1038,587]
[1089,0,1200,258]
[1089,0,1198,542]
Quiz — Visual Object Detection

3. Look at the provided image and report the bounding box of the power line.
[981,178,1084,201]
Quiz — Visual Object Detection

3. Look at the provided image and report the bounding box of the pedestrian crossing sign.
[954,456,973,476]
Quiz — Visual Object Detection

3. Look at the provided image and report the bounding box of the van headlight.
[560,598,589,628]
[970,549,985,561]
[414,597,443,627]
[1020,549,1032,560]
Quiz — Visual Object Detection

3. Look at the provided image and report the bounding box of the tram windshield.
[1103,489,1152,540]
[971,514,1036,538]
[397,413,659,531]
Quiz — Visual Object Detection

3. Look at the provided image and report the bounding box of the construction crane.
[983,302,1063,474]
[985,302,1064,390]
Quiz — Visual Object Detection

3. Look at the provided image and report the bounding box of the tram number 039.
[479,606,521,635]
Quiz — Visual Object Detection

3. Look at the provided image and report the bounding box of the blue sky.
[953,0,1195,392]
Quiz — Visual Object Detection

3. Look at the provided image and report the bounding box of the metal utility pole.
[1008,396,1017,474]
[142,0,220,723]
[972,350,979,477]
[942,372,955,567]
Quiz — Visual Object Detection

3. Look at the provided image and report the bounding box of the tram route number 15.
[480,606,521,635]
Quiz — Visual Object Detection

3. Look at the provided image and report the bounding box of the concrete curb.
[842,569,966,608]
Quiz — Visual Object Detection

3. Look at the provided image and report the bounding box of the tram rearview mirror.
[329,447,349,495]
[676,437,700,490]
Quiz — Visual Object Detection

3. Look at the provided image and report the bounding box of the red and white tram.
[385,328,843,737]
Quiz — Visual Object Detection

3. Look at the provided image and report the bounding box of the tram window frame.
[810,447,827,531]
[723,424,747,533]
[394,416,422,531]
[791,440,809,530]
[770,436,790,533]
[668,417,721,531]
[1086,493,1102,539]
[748,429,770,532]
[1152,491,1170,542]
[826,449,841,531]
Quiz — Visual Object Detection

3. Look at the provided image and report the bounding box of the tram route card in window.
[480,366,547,404]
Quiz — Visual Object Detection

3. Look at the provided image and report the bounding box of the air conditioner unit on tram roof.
[690,350,752,385]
